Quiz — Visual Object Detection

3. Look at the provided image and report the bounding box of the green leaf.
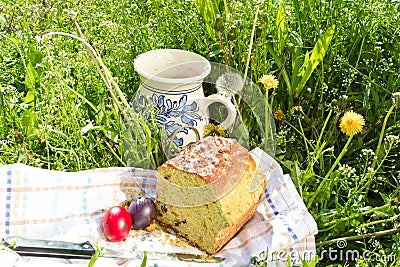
[289,31,304,96]
[140,251,147,267]
[294,25,335,95]
[21,107,38,137]
[265,42,292,93]
[28,46,44,67]
[301,256,318,267]
[275,3,287,54]
[24,89,35,105]
[87,246,103,267]
[103,128,119,143]
[195,0,220,37]
[298,51,310,77]
[24,62,39,105]
[287,253,292,267]
[291,160,304,197]
[363,82,371,109]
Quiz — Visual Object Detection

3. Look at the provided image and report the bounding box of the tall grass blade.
[275,3,287,54]
[195,0,220,38]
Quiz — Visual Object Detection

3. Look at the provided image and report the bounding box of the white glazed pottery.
[133,49,236,147]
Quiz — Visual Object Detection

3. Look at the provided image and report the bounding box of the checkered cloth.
[0,148,318,266]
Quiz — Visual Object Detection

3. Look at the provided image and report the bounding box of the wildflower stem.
[42,31,130,117]
[307,135,353,208]
[371,103,395,170]
[363,139,394,197]
[218,31,229,73]
[297,117,309,155]
[243,2,260,81]
[317,227,400,247]
[321,203,390,228]
[324,114,340,146]
[283,120,314,148]
[103,139,126,167]
[358,214,400,229]
[302,109,333,184]
[73,20,112,107]
[316,109,333,150]
[222,0,229,17]
[276,55,287,81]
[265,90,271,153]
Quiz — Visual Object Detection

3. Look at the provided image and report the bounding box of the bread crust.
[161,136,249,184]
[210,154,265,254]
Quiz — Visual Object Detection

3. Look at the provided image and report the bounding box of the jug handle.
[196,94,237,130]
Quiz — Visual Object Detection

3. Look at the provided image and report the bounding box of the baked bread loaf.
[155,136,265,254]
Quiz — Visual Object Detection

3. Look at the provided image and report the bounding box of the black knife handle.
[2,236,96,259]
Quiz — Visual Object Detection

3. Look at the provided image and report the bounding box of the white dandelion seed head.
[393,92,400,106]
[216,72,245,96]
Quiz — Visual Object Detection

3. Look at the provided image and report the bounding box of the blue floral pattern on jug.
[134,93,203,147]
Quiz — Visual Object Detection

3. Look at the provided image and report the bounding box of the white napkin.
[0,148,318,266]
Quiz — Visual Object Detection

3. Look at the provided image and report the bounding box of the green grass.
[1,0,399,266]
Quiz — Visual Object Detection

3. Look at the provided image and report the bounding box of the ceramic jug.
[133,49,236,147]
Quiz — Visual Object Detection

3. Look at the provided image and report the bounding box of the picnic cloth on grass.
[0,148,318,267]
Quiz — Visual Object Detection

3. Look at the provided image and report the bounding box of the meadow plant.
[1,0,399,266]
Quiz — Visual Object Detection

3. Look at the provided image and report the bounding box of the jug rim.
[134,49,211,84]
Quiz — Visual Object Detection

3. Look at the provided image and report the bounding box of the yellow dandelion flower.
[273,107,285,121]
[339,110,365,136]
[203,123,227,137]
[259,74,279,90]
[290,105,303,115]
